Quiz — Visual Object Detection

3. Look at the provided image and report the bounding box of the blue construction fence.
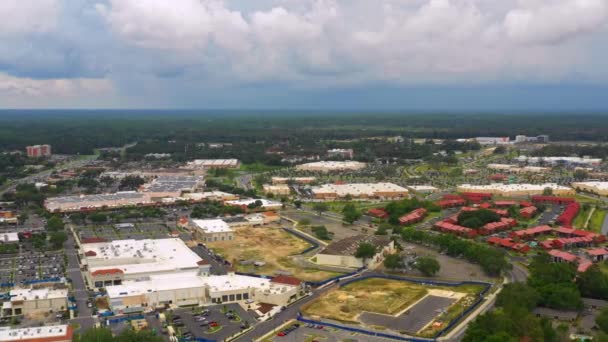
[179,338,216,342]
[0,283,14,288]
[297,316,434,342]
[281,227,320,255]
[300,274,492,340]
[105,313,144,324]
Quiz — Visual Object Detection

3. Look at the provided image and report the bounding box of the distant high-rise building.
[26,144,52,158]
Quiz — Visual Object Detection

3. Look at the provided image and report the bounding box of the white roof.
[192,219,233,234]
[83,238,202,276]
[312,183,408,196]
[516,156,602,164]
[0,325,70,341]
[408,185,439,191]
[225,198,282,207]
[458,183,571,192]
[296,161,366,171]
[572,181,608,191]
[182,191,236,201]
[10,288,68,301]
[0,233,19,243]
[106,272,295,298]
[187,159,239,167]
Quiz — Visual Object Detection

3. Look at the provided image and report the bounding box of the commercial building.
[44,192,153,213]
[190,219,234,242]
[25,145,51,158]
[571,181,608,196]
[82,238,300,314]
[515,156,602,167]
[515,135,549,144]
[487,164,550,173]
[0,233,19,244]
[105,271,300,314]
[456,183,574,197]
[225,198,283,211]
[311,183,408,200]
[181,191,239,203]
[80,238,204,288]
[271,177,316,185]
[2,287,68,317]
[186,159,240,169]
[316,235,395,268]
[295,161,366,172]
[263,184,291,196]
[327,149,354,159]
[474,137,510,145]
[0,325,72,342]
[143,176,204,198]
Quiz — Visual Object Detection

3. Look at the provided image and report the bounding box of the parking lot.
[360,295,457,333]
[268,323,398,342]
[0,250,65,287]
[77,222,183,242]
[168,303,255,341]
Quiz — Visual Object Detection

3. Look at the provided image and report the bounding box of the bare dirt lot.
[302,277,485,336]
[302,278,429,323]
[207,227,342,282]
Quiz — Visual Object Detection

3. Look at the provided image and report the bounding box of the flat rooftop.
[192,219,233,233]
[83,238,202,276]
[10,288,68,301]
[458,183,572,192]
[0,325,71,342]
[105,272,295,298]
[313,183,408,196]
[319,235,391,256]
[296,161,366,171]
[572,181,608,191]
[145,176,203,193]
[187,159,240,168]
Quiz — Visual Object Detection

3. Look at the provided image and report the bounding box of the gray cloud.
[0,0,607,107]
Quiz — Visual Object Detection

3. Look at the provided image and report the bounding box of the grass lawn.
[588,209,606,232]
[207,227,342,282]
[239,162,284,173]
[302,278,485,326]
[573,206,593,229]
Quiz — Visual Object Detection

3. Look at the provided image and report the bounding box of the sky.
[0,0,607,110]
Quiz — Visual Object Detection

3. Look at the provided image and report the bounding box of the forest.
[2,111,608,155]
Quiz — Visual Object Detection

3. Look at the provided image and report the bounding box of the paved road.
[65,232,96,332]
[0,155,97,196]
[601,214,608,235]
[191,245,229,275]
[234,281,341,341]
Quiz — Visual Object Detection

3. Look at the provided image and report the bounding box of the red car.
[209,322,219,327]
[277,332,286,337]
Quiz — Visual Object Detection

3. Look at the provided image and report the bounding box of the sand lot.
[207,227,342,282]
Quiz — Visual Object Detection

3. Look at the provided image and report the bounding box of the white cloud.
[0,0,607,108]
[96,0,249,51]
[0,72,112,98]
[0,0,60,35]
[504,0,608,44]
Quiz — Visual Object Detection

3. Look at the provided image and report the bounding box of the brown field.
[302,278,485,324]
[207,227,343,282]
[302,278,428,323]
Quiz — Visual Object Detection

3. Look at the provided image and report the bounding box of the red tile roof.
[548,249,578,263]
[587,248,608,256]
[271,275,302,286]
[578,260,593,273]
[91,268,124,277]
[84,250,97,257]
